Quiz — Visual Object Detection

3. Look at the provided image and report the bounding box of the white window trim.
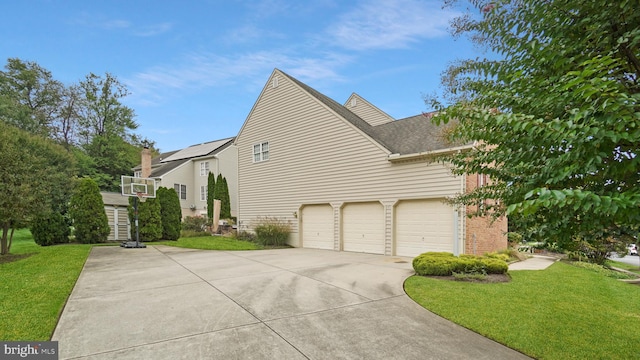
[200,185,207,201]
[253,141,269,163]
[200,161,209,176]
[174,183,187,200]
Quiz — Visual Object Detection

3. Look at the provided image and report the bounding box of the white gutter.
[387,144,475,163]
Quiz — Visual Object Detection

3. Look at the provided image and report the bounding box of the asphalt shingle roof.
[279,70,465,155]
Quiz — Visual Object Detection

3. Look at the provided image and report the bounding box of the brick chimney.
[141,145,152,178]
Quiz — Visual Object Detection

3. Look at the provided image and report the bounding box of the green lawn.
[405,262,640,360]
[607,259,640,275]
[0,230,91,340]
[156,235,262,250]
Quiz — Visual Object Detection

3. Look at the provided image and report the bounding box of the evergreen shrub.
[412,252,508,276]
[69,178,110,244]
[157,187,181,240]
[31,212,70,246]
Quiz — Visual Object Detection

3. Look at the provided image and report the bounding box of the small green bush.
[236,230,257,242]
[182,216,208,232]
[253,217,291,246]
[413,252,508,276]
[507,232,523,246]
[31,212,70,246]
[483,258,509,274]
[485,251,510,262]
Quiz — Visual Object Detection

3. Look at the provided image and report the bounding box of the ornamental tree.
[431,0,639,262]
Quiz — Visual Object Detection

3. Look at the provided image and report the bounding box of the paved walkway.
[52,246,530,359]
[508,255,558,271]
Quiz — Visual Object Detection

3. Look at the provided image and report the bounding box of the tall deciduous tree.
[78,72,140,191]
[0,122,75,254]
[69,178,109,244]
[432,0,640,262]
[0,58,64,137]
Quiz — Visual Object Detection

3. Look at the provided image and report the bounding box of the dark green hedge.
[412,252,508,276]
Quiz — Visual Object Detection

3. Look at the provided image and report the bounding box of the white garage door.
[395,200,455,257]
[301,204,334,250]
[342,202,385,254]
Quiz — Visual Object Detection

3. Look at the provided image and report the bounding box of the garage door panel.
[343,203,384,254]
[395,200,454,257]
[302,205,334,250]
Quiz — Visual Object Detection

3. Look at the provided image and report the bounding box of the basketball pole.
[134,195,140,247]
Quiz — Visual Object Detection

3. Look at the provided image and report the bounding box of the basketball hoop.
[136,192,147,203]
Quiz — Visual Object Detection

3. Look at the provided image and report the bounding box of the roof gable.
[236,69,467,156]
[344,93,394,126]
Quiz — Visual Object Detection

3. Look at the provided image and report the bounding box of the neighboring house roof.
[132,137,235,178]
[278,70,467,156]
[101,192,129,206]
[160,137,235,163]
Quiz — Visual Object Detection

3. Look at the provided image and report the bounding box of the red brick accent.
[464,173,508,255]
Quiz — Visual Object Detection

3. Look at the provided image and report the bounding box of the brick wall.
[464,173,508,255]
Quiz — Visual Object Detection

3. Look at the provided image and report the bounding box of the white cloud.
[134,22,173,37]
[327,0,459,50]
[124,50,352,106]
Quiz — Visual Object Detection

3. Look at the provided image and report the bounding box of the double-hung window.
[253,142,269,162]
[174,183,187,200]
[200,185,207,201]
[200,161,209,176]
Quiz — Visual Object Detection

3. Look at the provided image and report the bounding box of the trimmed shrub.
[253,217,291,246]
[482,258,509,274]
[31,211,70,246]
[157,187,181,240]
[70,178,110,244]
[413,252,508,276]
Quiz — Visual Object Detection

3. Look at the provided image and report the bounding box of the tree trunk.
[1,222,9,255]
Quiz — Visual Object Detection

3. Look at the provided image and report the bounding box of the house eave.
[387,144,474,163]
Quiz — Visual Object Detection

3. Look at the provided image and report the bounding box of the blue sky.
[2,0,480,152]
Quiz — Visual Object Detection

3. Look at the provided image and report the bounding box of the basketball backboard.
[121,175,156,198]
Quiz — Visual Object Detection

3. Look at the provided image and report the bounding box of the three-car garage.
[300,199,457,257]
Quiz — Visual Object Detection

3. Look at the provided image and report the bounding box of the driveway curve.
[52,246,530,359]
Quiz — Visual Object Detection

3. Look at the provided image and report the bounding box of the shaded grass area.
[0,230,91,340]
[607,259,640,275]
[405,262,640,360]
[156,236,263,251]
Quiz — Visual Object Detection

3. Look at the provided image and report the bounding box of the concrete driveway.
[52,246,530,359]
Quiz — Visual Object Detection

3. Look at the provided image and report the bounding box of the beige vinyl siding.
[157,161,194,218]
[237,71,463,247]
[344,93,394,126]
